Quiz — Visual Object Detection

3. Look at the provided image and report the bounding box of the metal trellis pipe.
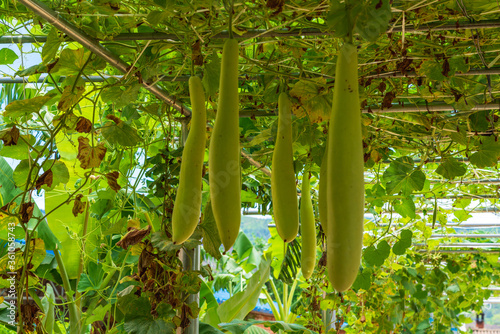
[2,19,500,44]
[16,0,190,117]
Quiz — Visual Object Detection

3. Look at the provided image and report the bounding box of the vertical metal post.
[178,120,200,334]
[322,290,335,332]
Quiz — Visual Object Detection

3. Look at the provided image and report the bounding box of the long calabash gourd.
[209,39,241,251]
[300,172,316,279]
[271,92,299,243]
[172,76,207,245]
[318,142,328,235]
[326,43,365,292]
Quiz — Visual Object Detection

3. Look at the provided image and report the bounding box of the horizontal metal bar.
[2,20,500,44]
[414,243,500,247]
[417,249,500,253]
[16,0,190,117]
[484,297,500,304]
[430,234,500,239]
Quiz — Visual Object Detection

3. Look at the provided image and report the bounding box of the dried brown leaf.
[20,202,34,224]
[72,194,86,217]
[0,125,20,146]
[116,225,152,250]
[77,137,107,169]
[35,169,53,190]
[76,117,92,133]
[105,171,121,192]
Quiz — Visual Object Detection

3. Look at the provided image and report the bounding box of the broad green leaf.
[3,95,53,118]
[13,159,38,188]
[203,50,221,98]
[352,268,373,291]
[199,322,224,334]
[449,55,469,74]
[85,303,112,326]
[325,1,350,39]
[354,0,392,42]
[0,134,35,160]
[469,136,500,168]
[364,240,390,267]
[102,217,128,236]
[219,319,317,334]
[217,253,271,323]
[45,188,85,278]
[118,295,176,334]
[100,120,142,147]
[42,28,63,64]
[435,157,467,180]
[41,283,55,332]
[42,160,70,188]
[37,220,60,251]
[77,261,104,292]
[0,48,18,65]
[51,48,91,75]
[100,83,141,109]
[382,157,426,195]
[394,198,416,219]
[0,157,21,205]
[417,60,445,81]
[289,78,331,123]
[468,110,490,132]
[393,229,413,255]
[200,202,222,260]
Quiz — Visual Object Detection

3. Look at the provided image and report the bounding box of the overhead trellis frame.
[2,19,500,44]
[14,0,191,117]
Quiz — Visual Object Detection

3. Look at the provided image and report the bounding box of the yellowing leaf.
[4,95,53,118]
[77,137,107,169]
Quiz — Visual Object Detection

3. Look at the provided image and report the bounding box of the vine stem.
[54,246,81,334]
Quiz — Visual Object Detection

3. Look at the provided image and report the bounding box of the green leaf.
[100,84,141,109]
[41,283,55,332]
[146,10,174,26]
[217,253,271,323]
[101,120,143,147]
[469,136,500,168]
[199,322,224,334]
[37,220,60,251]
[0,48,18,65]
[394,198,416,219]
[393,229,413,255]
[233,232,254,259]
[382,157,426,195]
[13,159,37,188]
[364,240,390,267]
[77,262,104,292]
[417,60,445,81]
[151,231,182,253]
[0,134,35,160]
[3,95,53,118]
[52,48,91,75]
[42,160,70,188]
[354,0,392,42]
[468,110,490,132]
[449,55,469,75]
[435,157,467,180]
[289,78,331,123]
[219,319,317,334]
[102,217,128,236]
[119,295,176,334]
[325,1,350,39]
[200,202,222,260]
[203,50,221,98]
[352,268,372,291]
[42,28,63,64]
